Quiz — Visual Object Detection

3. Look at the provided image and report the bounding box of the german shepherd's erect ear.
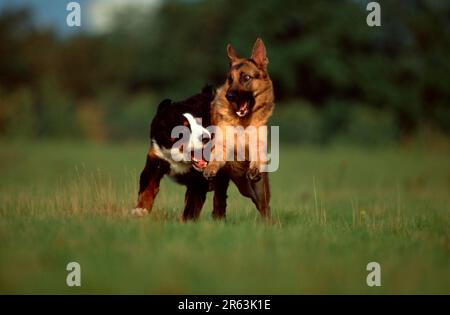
[227,38,268,69]
[227,44,239,62]
[251,38,268,69]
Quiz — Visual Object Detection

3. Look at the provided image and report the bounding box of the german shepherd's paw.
[246,166,261,182]
[131,208,149,217]
[203,164,219,179]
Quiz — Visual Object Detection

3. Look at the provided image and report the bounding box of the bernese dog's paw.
[131,208,149,217]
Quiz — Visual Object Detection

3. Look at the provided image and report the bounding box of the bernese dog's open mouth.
[191,150,208,171]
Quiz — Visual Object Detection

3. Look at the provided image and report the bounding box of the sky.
[0,0,160,35]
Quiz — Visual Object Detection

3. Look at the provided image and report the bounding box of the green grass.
[0,140,449,294]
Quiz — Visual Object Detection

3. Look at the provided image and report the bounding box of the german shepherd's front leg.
[251,172,271,219]
[204,124,228,179]
[132,150,169,217]
[231,172,271,220]
[246,128,268,182]
[203,145,226,179]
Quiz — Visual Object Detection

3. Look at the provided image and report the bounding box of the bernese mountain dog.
[132,86,214,221]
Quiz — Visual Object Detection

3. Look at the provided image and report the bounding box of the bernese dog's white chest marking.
[151,140,191,176]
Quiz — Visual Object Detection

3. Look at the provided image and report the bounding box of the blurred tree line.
[0,0,449,144]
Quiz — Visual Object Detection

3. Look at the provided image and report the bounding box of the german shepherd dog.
[132,86,214,221]
[204,38,275,219]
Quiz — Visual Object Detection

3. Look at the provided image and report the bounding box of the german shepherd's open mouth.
[235,95,255,118]
[227,91,255,118]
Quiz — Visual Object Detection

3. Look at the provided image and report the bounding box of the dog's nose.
[226,90,237,102]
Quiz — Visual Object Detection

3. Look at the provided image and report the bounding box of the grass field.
[0,140,449,294]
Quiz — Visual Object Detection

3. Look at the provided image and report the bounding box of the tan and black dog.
[204,38,275,220]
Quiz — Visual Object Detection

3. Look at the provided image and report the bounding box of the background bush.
[0,0,449,145]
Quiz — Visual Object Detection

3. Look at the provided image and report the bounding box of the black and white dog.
[132,86,214,220]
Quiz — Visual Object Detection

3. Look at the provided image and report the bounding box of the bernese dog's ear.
[201,85,216,99]
[170,116,190,143]
[201,85,213,94]
[156,99,172,114]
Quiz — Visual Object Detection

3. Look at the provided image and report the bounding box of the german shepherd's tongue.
[237,100,249,117]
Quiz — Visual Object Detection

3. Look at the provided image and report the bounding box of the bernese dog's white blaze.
[183,113,210,150]
[182,113,210,171]
[151,112,210,176]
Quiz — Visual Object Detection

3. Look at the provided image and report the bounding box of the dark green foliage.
[272,101,399,146]
[0,1,449,142]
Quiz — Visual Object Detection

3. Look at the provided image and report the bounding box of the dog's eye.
[242,74,251,82]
